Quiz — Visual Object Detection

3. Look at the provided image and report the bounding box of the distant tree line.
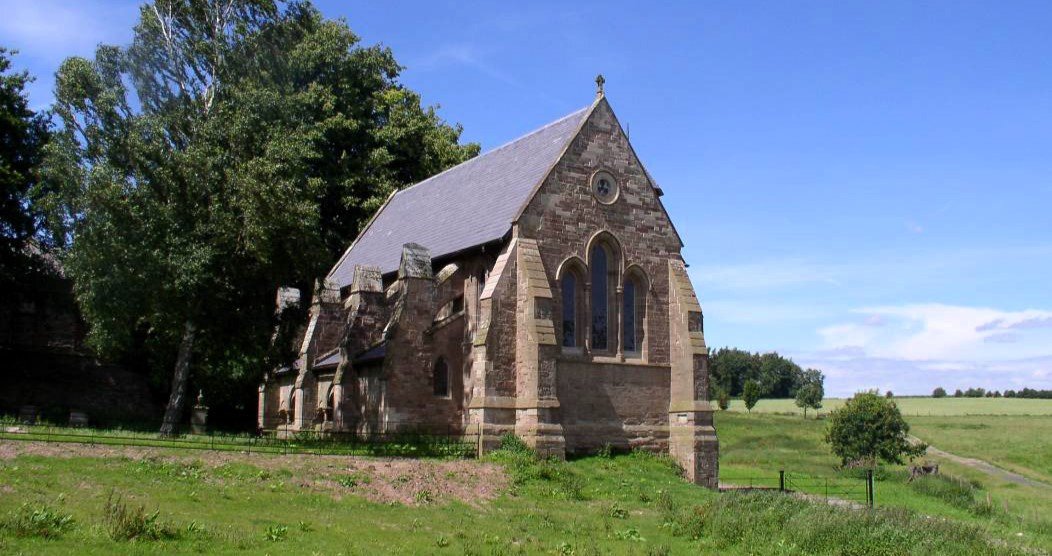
[933,387,1052,399]
[709,347,825,400]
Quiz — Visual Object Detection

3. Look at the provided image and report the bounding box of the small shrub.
[337,472,370,488]
[104,491,175,541]
[3,502,74,538]
[716,389,730,411]
[264,524,288,541]
[609,503,628,519]
[498,433,532,455]
[597,443,613,459]
[614,528,645,542]
[435,533,450,547]
[743,380,762,412]
[656,490,678,524]
[415,489,434,504]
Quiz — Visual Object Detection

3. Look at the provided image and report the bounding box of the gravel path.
[914,438,1052,489]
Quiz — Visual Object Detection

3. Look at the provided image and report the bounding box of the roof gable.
[328,103,594,287]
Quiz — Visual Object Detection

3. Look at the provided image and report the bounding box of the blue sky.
[3,0,1051,396]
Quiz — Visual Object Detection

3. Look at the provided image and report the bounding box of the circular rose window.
[591,170,619,204]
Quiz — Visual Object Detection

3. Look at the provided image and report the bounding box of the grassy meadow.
[726,396,1052,416]
[1,397,1050,554]
[907,415,1052,483]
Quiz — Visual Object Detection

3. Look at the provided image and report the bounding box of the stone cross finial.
[595,74,605,97]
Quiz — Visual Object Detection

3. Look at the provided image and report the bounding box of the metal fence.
[0,421,478,459]
[720,469,875,507]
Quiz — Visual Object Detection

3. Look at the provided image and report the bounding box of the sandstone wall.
[556,359,671,453]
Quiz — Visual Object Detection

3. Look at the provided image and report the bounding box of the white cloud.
[818,304,1052,361]
[805,303,1052,395]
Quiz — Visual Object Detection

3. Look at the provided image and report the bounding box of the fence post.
[779,470,785,492]
[867,469,874,508]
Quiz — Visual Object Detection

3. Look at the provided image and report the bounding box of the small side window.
[535,298,553,320]
[433,358,450,397]
[688,311,703,333]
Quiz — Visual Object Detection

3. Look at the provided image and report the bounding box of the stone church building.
[258,83,718,487]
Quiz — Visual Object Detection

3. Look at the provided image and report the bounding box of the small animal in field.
[908,462,940,482]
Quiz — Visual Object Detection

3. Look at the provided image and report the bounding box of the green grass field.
[1,400,1050,554]
[909,415,1052,484]
[727,396,1052,416]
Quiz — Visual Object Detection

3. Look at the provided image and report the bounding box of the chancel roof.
[327,104,593,286]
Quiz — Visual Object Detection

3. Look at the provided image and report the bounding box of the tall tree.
[794,368,824,418]
[757,351,803,398]
[0,48,49,287]
[37,0,478,434]
[708,347,759,397]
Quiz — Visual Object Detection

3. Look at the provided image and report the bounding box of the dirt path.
[913,437,1052,489]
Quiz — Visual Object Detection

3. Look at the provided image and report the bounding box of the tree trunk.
[160,320,196,436]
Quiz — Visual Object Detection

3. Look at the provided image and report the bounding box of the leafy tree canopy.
[36,0,478,432]
[709,347,821,399]
[0,48,50,288]
[825,391,926,466]
[794,369,824,418]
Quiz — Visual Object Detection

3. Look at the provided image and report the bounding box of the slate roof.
[313,349,341,369]
[328,103,593,287]
[352,343,386,365]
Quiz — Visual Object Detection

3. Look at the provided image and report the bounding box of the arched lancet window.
[622,268,648,358]
[623,279,637,352]
[561,273,578,347]
[590,245,610,350]
[433,357,450,397]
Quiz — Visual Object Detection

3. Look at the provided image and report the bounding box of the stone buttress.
[667,259,718,488]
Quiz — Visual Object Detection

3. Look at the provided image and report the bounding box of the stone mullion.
[583,282,592,352]
[615,285,624,360]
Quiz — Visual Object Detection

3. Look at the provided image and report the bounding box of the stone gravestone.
[190,391,209,435]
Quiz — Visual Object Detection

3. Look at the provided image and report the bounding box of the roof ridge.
[326,101,596,285]
[391,104,592,198]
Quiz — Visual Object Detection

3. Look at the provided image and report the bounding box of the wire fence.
[720,469,875,507]
[0,420,478,459]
